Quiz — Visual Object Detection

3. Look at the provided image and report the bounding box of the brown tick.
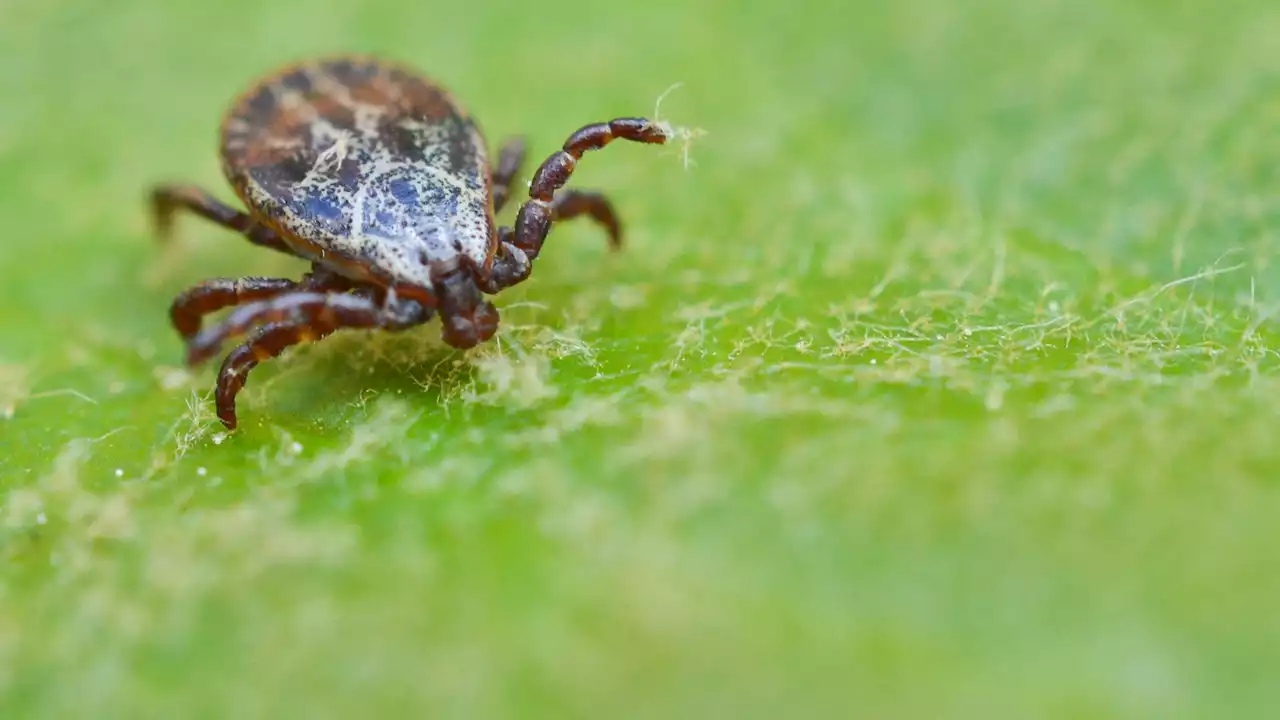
[151,55,673,429]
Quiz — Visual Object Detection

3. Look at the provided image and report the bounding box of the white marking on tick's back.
[313,134,350,174]
[413,163,479,196]
[307,119,349,154]
[263,137,305,153]
[354,105,385,136]
[350,184,369,239]
[275,87,321,121]
[236,75,495,287]
[306,67,360,110]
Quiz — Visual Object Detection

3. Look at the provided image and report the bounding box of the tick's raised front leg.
[477,228,531,294]
[512,118,669,260]
[491,137,527,214]
[479,190,625,294]
[150,183,295,256]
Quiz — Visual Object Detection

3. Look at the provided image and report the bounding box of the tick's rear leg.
[491,137,527,213]
[150,183,295,256]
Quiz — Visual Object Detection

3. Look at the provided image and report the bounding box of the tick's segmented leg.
[188,288,435,366]
[551,189,622,247]
[479,191,624,294]
[207,290,436,429]
[478,228,531,294]
[214,322,325,430]
[150,183,296,256]
[512,117,669,260]
[169,267,353,340]
[170,277,300,339]
[189,292,382,367]
[478,190,627,294]
[490,137,527,213]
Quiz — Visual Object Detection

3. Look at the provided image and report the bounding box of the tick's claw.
[151,205,174,242]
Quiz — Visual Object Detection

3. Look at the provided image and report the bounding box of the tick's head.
[441,299,499,349]
[433,262,498,349]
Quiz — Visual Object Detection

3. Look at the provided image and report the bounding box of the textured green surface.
[3,0,1280,716]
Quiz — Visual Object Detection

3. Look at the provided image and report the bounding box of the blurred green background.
[3,0,1280,716]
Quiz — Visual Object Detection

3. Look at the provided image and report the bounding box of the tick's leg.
[188,288,432,367]
[150,183,295,256]
[208,291,435,429]
[491,137,527,214]
[477,228,531,294]
[189,291,380,367]
[479,190,622,294]
[168,267,353,340]
[170,277,299,339]
[551,189,622,248]
[214,322,321,430]
[512,118,669,260]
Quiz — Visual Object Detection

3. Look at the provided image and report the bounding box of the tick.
[151,55,674,429]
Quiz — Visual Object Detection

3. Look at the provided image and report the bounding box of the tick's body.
[152,56,672,429]
[221,59,495,286]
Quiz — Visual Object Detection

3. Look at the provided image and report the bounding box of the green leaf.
[4,0,1280,716]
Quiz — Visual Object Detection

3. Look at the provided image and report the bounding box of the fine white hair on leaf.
[653,82,684,120]
[0,364,31,420]
[651,82,707,171]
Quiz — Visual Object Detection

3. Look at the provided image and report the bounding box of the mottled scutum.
[220,55,495,287]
